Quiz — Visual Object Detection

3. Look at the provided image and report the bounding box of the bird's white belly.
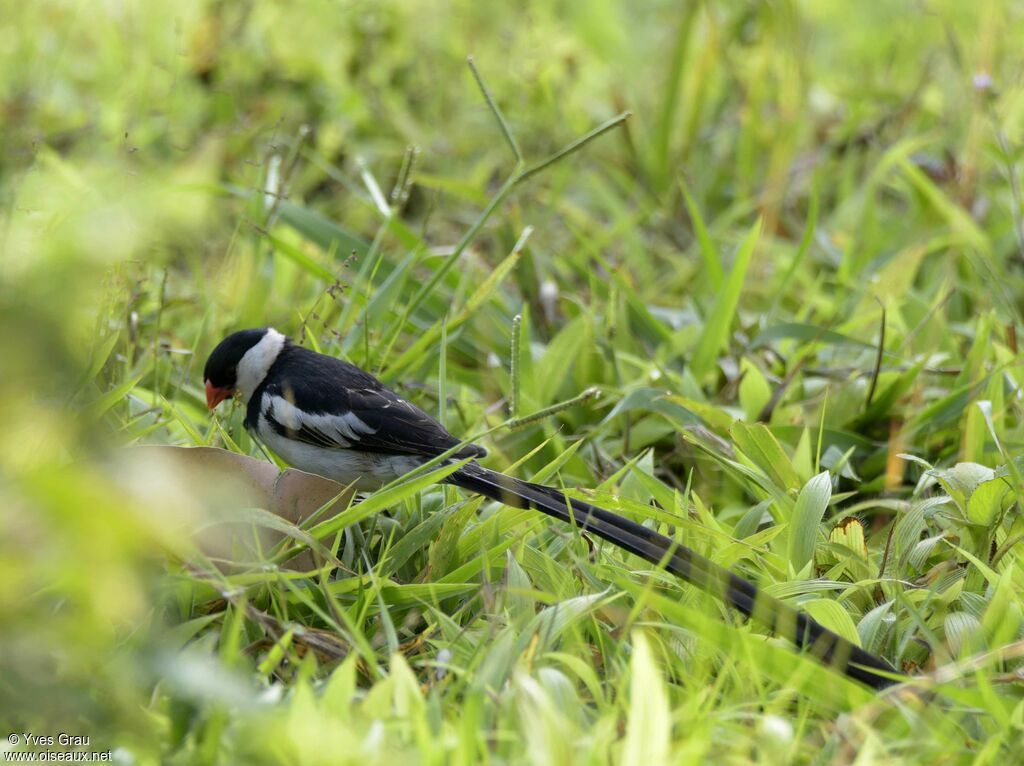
[256,418,422,490]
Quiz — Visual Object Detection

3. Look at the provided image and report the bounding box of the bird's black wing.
[253,345,486,460]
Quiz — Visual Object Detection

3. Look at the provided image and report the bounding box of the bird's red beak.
[205,380,232,410]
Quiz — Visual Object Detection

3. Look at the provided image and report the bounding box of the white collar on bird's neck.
[235,327,286,404]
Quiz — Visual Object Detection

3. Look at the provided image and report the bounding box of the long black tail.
[449,463,897,690]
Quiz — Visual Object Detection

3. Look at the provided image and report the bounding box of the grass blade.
[689,217,761,379]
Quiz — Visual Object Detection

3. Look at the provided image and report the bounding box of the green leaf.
[733,499,773,539]
[731,421,801,492]
[892,496,947,571]
[537,315,588,405]
[857,601,895,654]
[738,358,772,421]
[267,231,335,282]
[622,631,670,766]
[378,507,451,576]
[608,390,702,426]
[982,566,1022,648]
[601,261,673,347]
[966,478,1008,527]
[83,331,121,386]
[84,373,145,419]
[525,592,615,653]
[898,157,989,253]
[930,462,995,514]
[751,323,877,351]
[944,612,983,658]
[389,652,426,719]
[277,200,369,256]
[689,217,761,379]
[503,551,537,629]
[428,496,482,576]
[828,518,867,560]
[321,655,359,717]
[802,599,861,646]
[787,471,832,573]
[680,181,724,289]
[854,359,926,427]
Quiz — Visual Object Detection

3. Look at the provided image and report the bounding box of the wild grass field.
[3,0,1024,763]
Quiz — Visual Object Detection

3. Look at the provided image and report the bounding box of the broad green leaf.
[378,507,451,576]
[944,612,983,657]
[949,543,1001,588]
[931,462,995,514]
[857,601,895,654]
[788,471,832,573]
[802,599,861,646]
[82,331,121,386]
[529,439,585,484]
[892,495,949,571]
[910,377,989,434]
[602,263,674,347]
[828,519,867,560]
[966,478,1008,527]
[733,499,773,539]
[389,653,426,720]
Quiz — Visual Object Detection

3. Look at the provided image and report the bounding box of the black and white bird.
[203,327,897,690]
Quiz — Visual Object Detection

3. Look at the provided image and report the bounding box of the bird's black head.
[203,328,272,409]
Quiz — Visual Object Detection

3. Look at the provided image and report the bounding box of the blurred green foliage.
[3,0,1024,763]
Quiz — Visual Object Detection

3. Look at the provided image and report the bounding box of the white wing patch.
[263,394,378,447]
[255,409,420,490]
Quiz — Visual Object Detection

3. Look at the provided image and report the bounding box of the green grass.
[3,1,1024,763]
